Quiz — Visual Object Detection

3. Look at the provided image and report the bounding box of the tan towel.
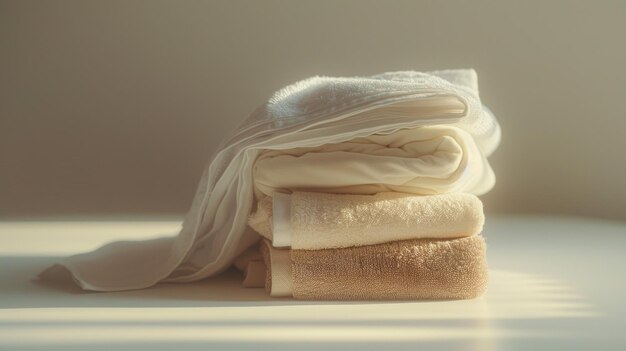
[249,191,484,250]
[260,235,487,300]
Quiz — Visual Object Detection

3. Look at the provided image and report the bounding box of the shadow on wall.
[1,1,626,220]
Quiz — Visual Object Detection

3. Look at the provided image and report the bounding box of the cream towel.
[249,191,484,249]
[49,69,500,291]
[260,236,488,300]
[253,125,493,199]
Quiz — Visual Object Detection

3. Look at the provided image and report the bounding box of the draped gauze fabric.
[56,69,501,291]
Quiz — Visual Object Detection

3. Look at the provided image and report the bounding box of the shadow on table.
[4,256,417,308]
[3,216,625,350]
[0,250,608,350]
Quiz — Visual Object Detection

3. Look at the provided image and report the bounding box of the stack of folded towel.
[234,72,499,300]
[48,69,499,300]
[242,191,488,300]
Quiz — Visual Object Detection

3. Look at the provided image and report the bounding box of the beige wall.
[1,0,625,220]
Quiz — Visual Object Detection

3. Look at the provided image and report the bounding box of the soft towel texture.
[51,69,500,291]
[249,191,484,249]
[260,236,488,300]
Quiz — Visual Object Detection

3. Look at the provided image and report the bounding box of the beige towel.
[249,191,484,250]
[260,235,487,300]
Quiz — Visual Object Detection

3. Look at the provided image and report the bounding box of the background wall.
[2,0,625,220]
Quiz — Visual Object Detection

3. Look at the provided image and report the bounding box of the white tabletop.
[1,215,625,350]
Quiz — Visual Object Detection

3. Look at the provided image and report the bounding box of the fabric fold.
[253,125,494,198]
[260,236,488,300]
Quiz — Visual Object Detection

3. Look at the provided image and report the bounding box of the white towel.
[253,125,493,198]
[51,69,501,291]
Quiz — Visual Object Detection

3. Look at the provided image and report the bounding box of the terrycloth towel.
[249,191,484,249]
[49,69,500,291]
[260,236,488,300]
